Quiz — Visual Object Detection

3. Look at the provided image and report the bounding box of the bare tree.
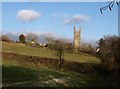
[46,38,66,68]
[45,36,55,44]
[26,33,38,43]
[53,40,66,68]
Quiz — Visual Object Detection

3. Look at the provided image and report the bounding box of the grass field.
[2,42,114,87]
[3,58,113,87]
[2,42,100,64]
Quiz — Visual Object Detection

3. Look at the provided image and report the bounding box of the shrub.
[1,35,10,42]
[97,35,120,72]
[66,43,74,53]
[97,35,120,87]
[79,44,95,55]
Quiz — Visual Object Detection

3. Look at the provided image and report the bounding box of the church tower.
[74,26,81,50]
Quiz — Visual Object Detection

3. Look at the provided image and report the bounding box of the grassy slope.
[2,42,100,64]
[3,58,113,87]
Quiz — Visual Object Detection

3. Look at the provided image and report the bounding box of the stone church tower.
[74,26,81,49]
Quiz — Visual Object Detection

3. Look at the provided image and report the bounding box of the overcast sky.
[2,2,118,42]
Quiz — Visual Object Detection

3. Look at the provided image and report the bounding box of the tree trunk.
[59,54,62,68]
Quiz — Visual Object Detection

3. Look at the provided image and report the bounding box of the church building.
[73,26,81,50]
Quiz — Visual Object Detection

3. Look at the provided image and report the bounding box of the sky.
[1,0,112,2]
[2,2,118,43]
[0,2,1,37]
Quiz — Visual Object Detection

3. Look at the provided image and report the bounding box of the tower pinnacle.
[73,26,81,50]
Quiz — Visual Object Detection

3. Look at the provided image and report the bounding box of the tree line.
[1,33,38,43]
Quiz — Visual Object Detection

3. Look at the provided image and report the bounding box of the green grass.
[3,58,113,87]
[2,42,100,64]
[1,42,114,87]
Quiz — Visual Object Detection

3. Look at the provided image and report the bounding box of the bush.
[66,43,74,53]
[1,35,10,42]
[79,44,95,55]
[97,35,120,72]
[97,35,120,86]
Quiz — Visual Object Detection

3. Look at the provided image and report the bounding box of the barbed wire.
[100,0,119,14]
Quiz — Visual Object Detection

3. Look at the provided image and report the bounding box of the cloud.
[17,9,41,23]
[3,31,61,44]
[64,15,90,24]
[53,13,90,25]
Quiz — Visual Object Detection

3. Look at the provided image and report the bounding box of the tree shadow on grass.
[2,64,114,87]
[65,72,114,87]
[81,74,114,87]
[2,64,68,87]
[2,65,40,87]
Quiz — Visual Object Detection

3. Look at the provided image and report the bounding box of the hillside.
[2,42,100,64]
[3,58,112,87]
[2,42,114,87]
